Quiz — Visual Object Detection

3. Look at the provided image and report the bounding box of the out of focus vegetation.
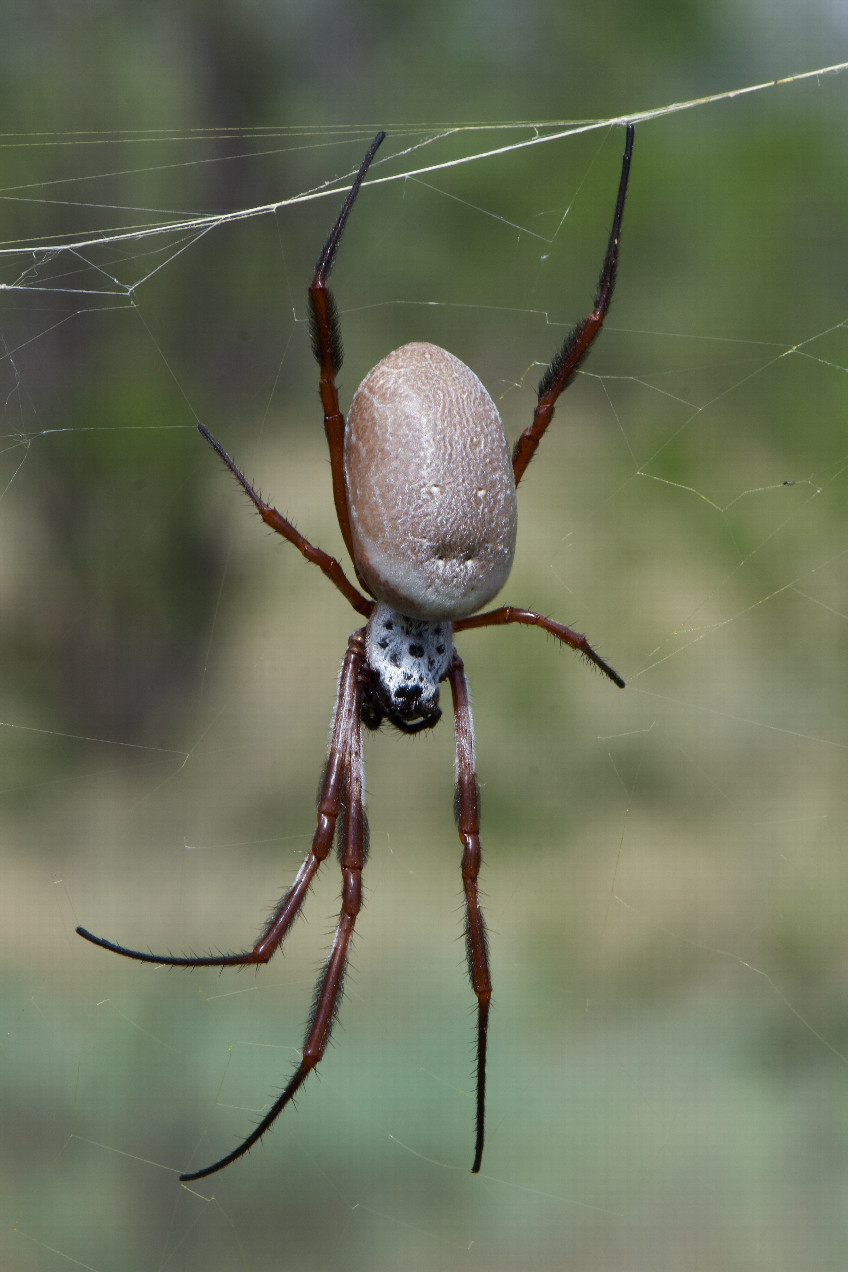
[2,5,847,1271]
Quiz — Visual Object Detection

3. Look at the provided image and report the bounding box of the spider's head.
[363,603,452,734]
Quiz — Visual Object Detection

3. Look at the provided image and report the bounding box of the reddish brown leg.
[308,132,385,567]
[192,138,387,614]
[454,606,624,688]
[512,124,634,487]
[197,423,372,617]
[180,640,368,1181]
[77,632,368,972]
[448,653,491,1173]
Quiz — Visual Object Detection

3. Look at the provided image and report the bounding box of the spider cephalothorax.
[363,603,451,731]
[78,125,633,1181]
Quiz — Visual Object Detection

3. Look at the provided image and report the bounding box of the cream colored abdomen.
[345,342,517,621]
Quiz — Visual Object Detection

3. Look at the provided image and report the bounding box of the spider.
[77,125,634,1182]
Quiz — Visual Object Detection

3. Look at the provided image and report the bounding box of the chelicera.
[77,125,634,1181]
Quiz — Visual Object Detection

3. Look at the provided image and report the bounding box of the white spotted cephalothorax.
[364,603,452,725]
[77,127,634,1181]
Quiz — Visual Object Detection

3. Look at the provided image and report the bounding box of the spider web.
[3,47,848,1272]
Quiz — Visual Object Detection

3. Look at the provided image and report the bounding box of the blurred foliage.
[1,4,847,1272]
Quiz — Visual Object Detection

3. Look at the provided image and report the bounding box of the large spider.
[77,125,634,1181]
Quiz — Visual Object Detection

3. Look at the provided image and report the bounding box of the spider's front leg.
[76,632,367,973]
[448,652,492,1174]
[181,633,369,1182]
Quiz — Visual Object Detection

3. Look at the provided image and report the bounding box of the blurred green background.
[2,4,847,1270]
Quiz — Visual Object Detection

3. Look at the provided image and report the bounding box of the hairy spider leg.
[512,123,634,486]
[179,632,369,1181]
[195,423,372,617]
[308,131,386,571]
[78,632,365,976]
[454,607,624,689]
[448,653,492,1173]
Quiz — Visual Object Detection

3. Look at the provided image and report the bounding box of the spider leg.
[308,132,386,568]
[180,638,368,1182]
[512,124,634,487]
[76,631,369,969]
[454,606,624,688]
[197,423,372,617]
[447,653,491,1174]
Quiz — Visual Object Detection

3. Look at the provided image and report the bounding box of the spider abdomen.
[345,342,517,621]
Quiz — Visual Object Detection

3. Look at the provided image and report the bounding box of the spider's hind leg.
[308,131,386,567]
[511,123,635,486]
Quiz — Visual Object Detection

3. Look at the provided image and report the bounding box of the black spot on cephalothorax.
[408,643,424,658]
[377,638,389,650]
